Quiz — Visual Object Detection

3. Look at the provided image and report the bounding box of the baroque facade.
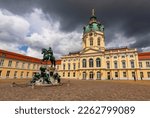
[0,9,150,80]
[59,9,150,80]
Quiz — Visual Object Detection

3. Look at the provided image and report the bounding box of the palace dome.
[83,9,104,33]
[84,22,104,33]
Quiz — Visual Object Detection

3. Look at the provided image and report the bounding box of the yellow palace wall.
[0,58,41,79]
[138,60,150,79]
[60,48,142,80]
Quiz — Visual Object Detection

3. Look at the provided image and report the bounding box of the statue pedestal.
[31,66,60,86]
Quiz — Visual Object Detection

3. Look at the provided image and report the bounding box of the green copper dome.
[84,22,104,33]
[83,9,104,33]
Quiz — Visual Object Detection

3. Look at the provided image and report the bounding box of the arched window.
[89,58,94,67]
[89,72,94,79]
[97,71,101,79]
[96,58,101,67]
[82,72,86,79]
[97,37,100,46]
[90,38,93,46]
[82,59,86,68]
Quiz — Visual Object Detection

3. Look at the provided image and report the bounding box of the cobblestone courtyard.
[0,79,150,101]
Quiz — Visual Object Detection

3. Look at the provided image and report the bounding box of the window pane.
[0,59,4,66]
[89,58,93,67]
[96,58,101,67]
[82,59,86,68]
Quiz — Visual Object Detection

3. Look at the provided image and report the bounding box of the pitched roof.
[138,52,150,60]
[0,49,61,65]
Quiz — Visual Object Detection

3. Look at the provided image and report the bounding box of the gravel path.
[0,79,150,101]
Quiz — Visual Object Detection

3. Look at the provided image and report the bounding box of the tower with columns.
[82,9,105,52]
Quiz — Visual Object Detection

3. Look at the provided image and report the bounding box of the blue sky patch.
[19,45,28,52]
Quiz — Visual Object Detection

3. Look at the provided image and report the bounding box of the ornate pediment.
[80,47,100,54]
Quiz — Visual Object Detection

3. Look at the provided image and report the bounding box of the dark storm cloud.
[0,0,150,51]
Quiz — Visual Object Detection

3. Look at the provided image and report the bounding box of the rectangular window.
[115,72,118,78]
[90,38,93,46]
[139,62,142,68]
[14,71,17,78]
[22,63,25,69]
[131,61,135,68]
[26,72,29,78]
[97,38,100,46]
[0,59,4,66]
[146,62,150,67]
[33,64,35,69]
[132,72,135,77]
[107,72,110,80]
[140,72,144,78]
[15,61,19,68]
[107,62,110,69]
[8,60,12,67]
[147,72,150,78]
[28,63,30,69]
[6,71,10,77]
[123,72,126,77]
[21,71,24,78]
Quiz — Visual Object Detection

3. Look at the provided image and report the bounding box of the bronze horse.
[41,48,56,67]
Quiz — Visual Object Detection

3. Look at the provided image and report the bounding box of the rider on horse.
[41,47,56,67]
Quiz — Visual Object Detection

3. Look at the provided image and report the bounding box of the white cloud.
[106,32,136,48]
[142,47,150,52]
[0,8,82,59]
[0,9,30,54]
[0,9,30,40]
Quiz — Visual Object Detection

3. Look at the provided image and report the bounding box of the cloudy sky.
[0,0,150,59]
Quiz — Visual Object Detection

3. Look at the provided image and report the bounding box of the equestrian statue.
[41,47,56,67]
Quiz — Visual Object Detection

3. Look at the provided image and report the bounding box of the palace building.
[59,9,150,80]
[0,9,150,80]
